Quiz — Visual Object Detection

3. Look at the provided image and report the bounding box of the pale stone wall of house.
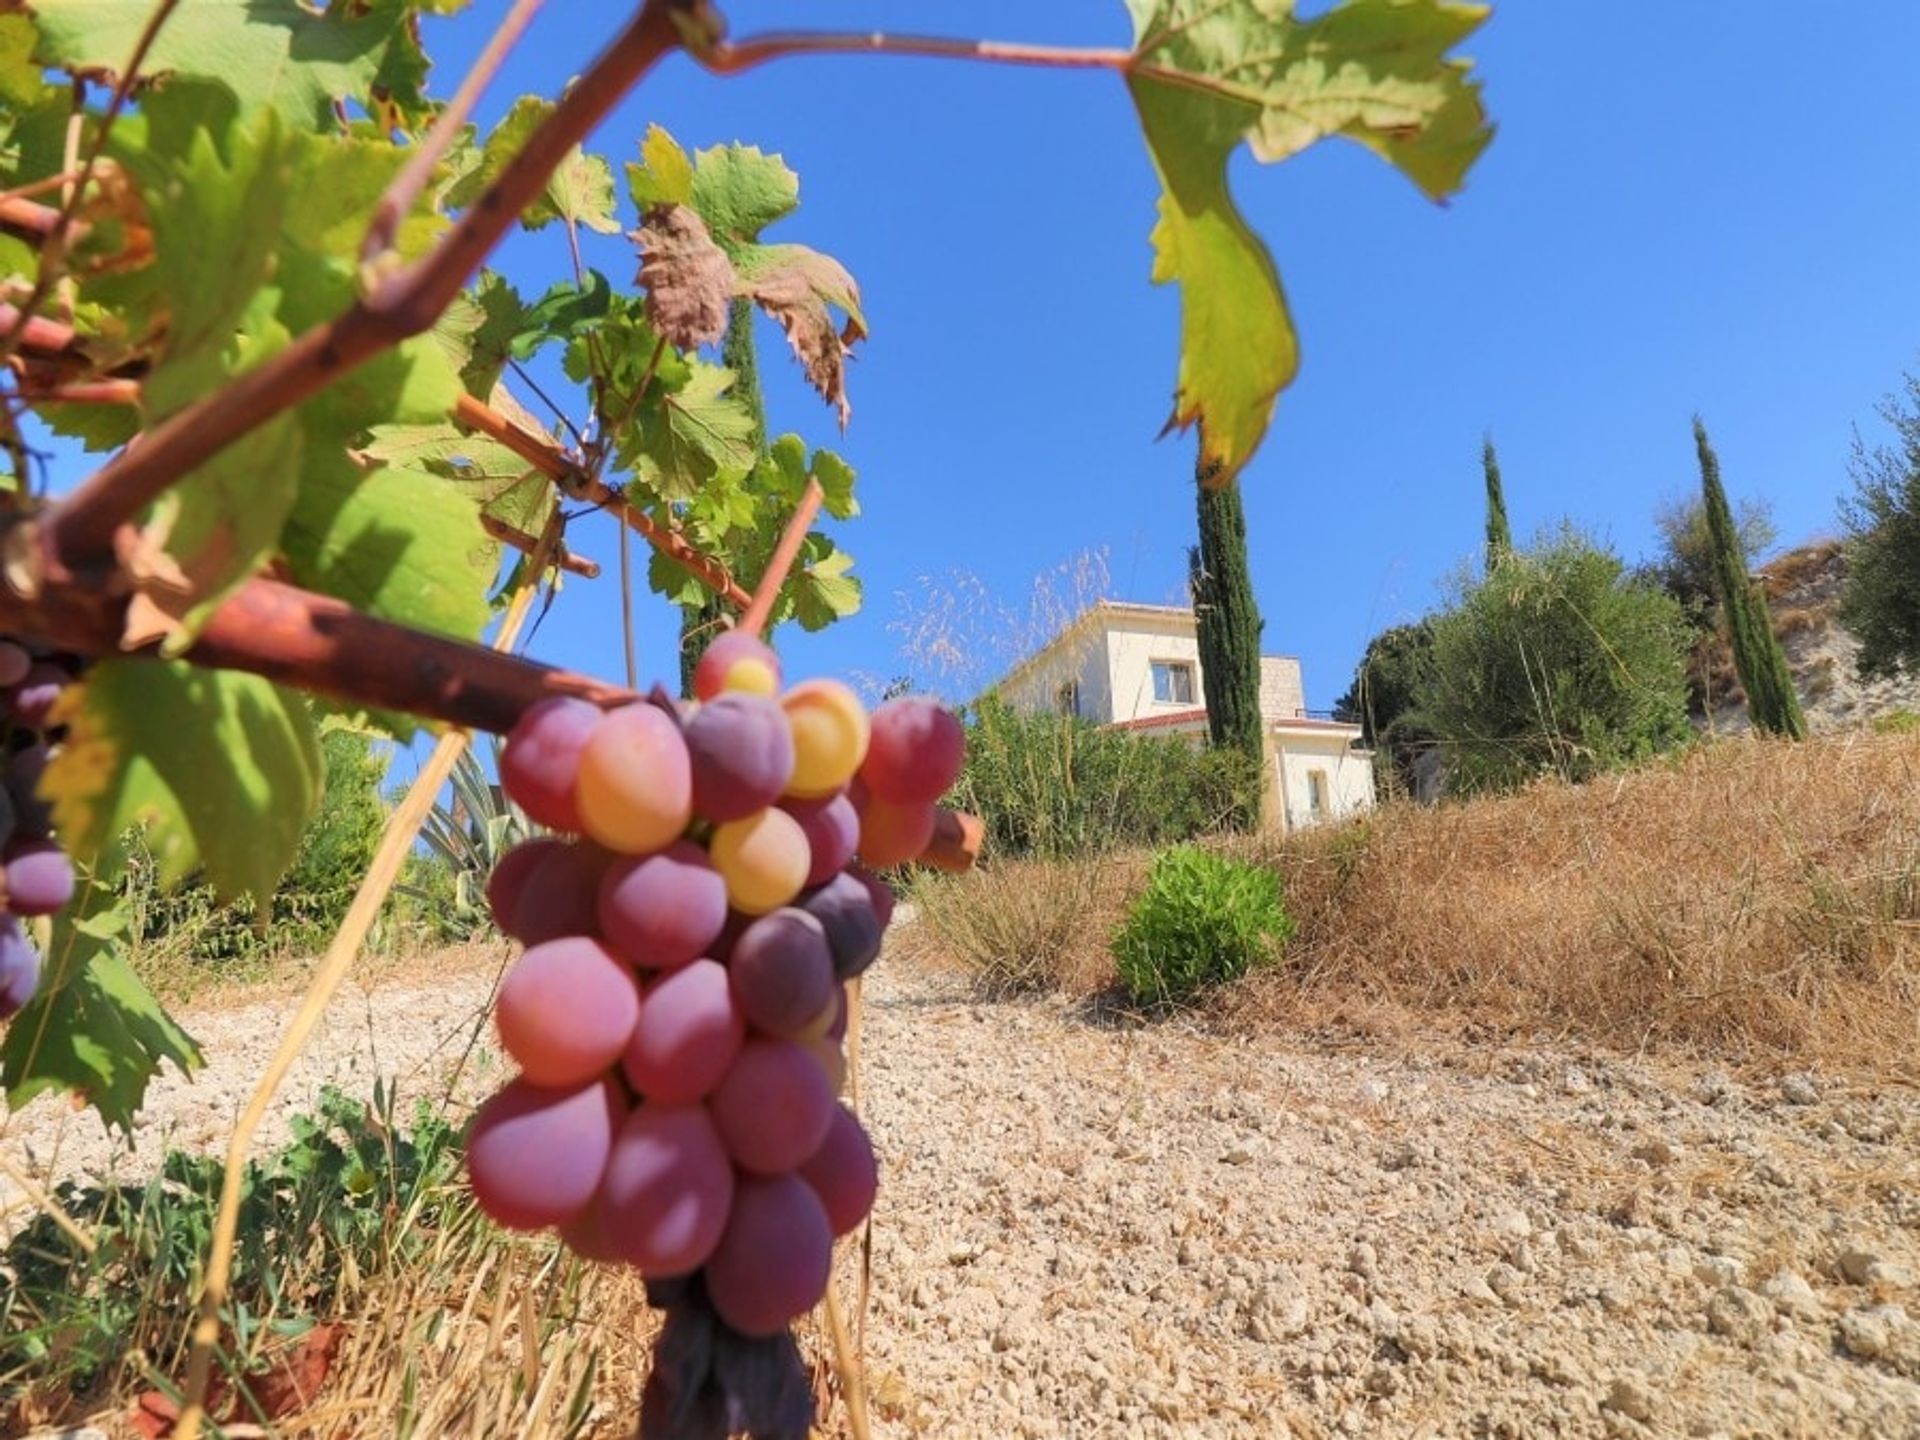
[998,622,1112,721]
[1259,656,1306,721]
[1273,728,1377,831]
[1104,614,1207,724]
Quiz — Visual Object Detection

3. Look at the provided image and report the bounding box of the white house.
[995,601,1375,831]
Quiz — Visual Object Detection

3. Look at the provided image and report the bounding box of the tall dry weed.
[1230,730,1920,1069]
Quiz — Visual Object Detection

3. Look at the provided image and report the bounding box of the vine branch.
[42,0,696,573]
[701,30,1133,75]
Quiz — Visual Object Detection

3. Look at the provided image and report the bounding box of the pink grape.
[799,1107,878,1237]
[557,1199,627,1264]
[486,837,561,938]
[780,680,869,799]
[597,1104,735,1277]
[799,873,885,980]
[510,841,608,945]
[693,631,781,701]
[3,839,72,917]
[728,909,834,1039]
[0,641,30,689]
[708,808,810,916]
[502,697,602,830]
[622,959,743,1103]
[0,918,39,1019]
[856,797,936,869]
[495,937,640,1088]
[597,842,727,969]
[685,693,795,824]
[781,793,859,888]
[861,697,965,804]
[708,1039,835,1176]
[466,1077,621,1230]
[704,1174,834,1338]
[575,703,693,855]
[10,663,65,730]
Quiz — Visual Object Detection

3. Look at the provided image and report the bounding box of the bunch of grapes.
[0,638,78,1021]
[466,632,964,1438]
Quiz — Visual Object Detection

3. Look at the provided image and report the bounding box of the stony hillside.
[1694,540,1920,734]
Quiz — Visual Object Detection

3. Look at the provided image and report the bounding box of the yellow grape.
[709,808,811,915]
[575,704,693,855]
[781,680,869,799]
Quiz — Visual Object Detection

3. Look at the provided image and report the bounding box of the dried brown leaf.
[632,203,735,352]
[744,248,867,428]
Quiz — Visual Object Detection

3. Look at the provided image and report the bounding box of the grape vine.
[0,0,1492,1434]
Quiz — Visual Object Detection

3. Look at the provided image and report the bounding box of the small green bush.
[1873,709,1920,736]
[1112,844,1293,1007]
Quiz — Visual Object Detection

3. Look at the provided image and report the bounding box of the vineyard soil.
[6,939,1919,1437]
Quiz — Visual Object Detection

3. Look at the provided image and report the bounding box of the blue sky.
[43,1,1920,716]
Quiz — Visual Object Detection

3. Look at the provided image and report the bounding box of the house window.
[1056,680,1080,717]
[1151,660,1196,705]
[1307,769,1329,819]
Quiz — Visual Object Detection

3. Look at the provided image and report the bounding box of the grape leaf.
[0,901,202,1134]
[1124,0,1492,483]
[433,271,534,397]
[447,96,620,234]
[0,12,44,108]
[786,540,861,633]
[619,358,758,503]
[44,660,322,905]
[27,0,442,129]
[628,128,868,422]
[280,455,496,643]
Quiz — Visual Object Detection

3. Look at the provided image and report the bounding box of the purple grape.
[7,745,50,838]
[708,1039,835,1176]
[0,641,30,689]
[0,918,39,1019]
[860,696,966,804]
[4,839,72,917]
[704,1174,834,1338]
[685,693,795,824]
[798,1106,878,1237]
[466,1077,622,1231]
[596,1104,735,1277]
[10,663,66,730]
[510,841,608,945]
[798,872,884,980]
[495,937,640,1088]
[622,959,744,1104]
[501,697,602,831]
[597,842,727,970]
[781,793,859,889]
[728,909,834,1039]
[851,867,897,930]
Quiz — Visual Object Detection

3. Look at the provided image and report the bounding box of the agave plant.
[408,743,538,934]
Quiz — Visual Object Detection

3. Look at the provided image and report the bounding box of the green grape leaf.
[620,359,758,503]
[646,545,709,608]
[28,0,437,128]
[1124,0,1491,483]
[281,129,447,262]
[520,271,615,358]
[44,660,322,905]
[1,904,202,1134]
[432,271,533,397]
[0,12,45,108]
[281,456,497,643]
[447,96,620,234]
[786,542,862,632]
[628,127,867,422]
[811,446,859,521]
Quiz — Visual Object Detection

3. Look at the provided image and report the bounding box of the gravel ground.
[6,941,1920,1439]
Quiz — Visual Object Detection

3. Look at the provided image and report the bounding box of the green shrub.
[1112,844,1293,1007]
[1873,709,1920,736]
[953,696,1257,860]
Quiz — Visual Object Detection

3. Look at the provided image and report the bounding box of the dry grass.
[1228,730,1920,1071]
[909,732,1920,1073]
[899,854,1147,999]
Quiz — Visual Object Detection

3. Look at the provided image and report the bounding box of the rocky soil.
[7,944,1920,1439]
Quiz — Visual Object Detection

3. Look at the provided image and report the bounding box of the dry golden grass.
[1226,730,1920,1071]
[910,732,1920,1072]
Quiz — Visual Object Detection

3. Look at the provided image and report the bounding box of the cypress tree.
[679,297,767,697]
[1190,437,1266,825]
[1694,417,1806,739]
[1483,434,1512,568]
